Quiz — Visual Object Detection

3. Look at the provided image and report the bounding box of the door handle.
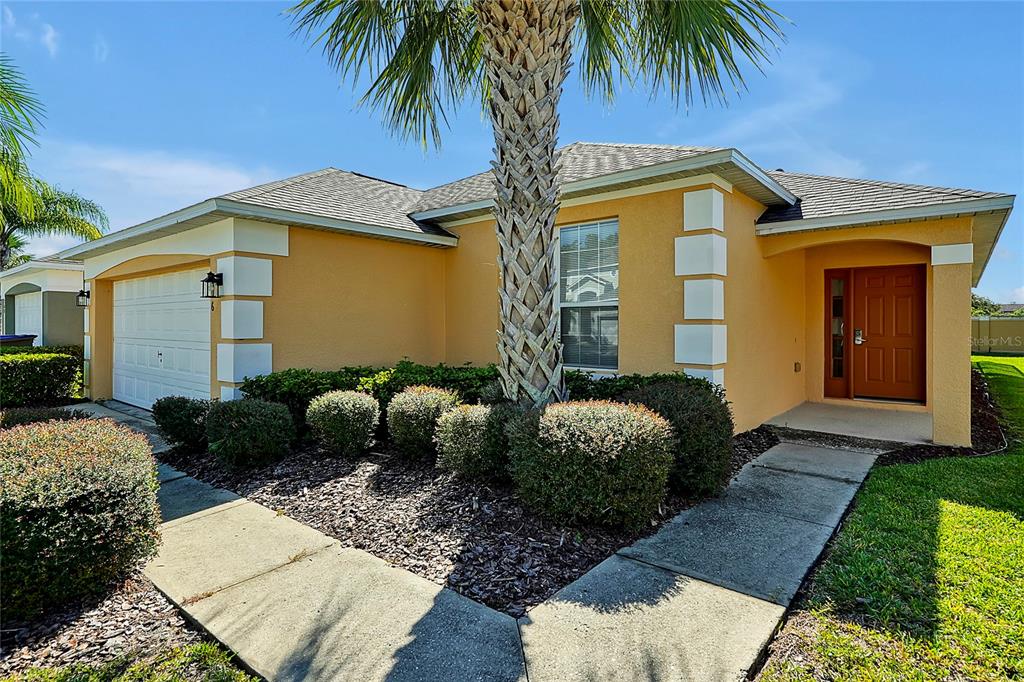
[854,329,866,345]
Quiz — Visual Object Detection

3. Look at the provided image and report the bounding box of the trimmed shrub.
[508,400,674,528]
[307,390,380,456]
[620,381,734,496]
[206,399,295,468]
[152,396,210,451]
[0,353,81,407]
[0,344,84,361]
[359,360,499,410]
[564,369,712,401]
[1,419,160,620]
[387,385,460,457]
[0,407,90,429]
[435,403,518,479]
[238,366,376,429]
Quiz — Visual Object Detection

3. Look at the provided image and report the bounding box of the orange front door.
[851,265,926,402]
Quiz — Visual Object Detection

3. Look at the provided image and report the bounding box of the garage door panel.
[14,292,42,344]
[113,268,210,409]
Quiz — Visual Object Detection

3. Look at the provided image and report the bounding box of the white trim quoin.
[216,343,273,383]
[675,234,727,276]
[931,243,974,266]
[674,324,727,365]
[221,300,264,340]
[683,279,724,320]
[683,367,725,388]
[683,188,725,232]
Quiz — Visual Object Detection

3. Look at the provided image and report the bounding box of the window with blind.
[559,219,619,370]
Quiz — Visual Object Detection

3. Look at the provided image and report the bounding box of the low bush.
[359,360,499,410]
[620,381,734,496]
[508,400,674,529]
[0,419,160,621]
[152,396,210,451]
[238,366,375,429]
[387,385,460,457]
[435,403,518,479]
[564,369,710,401]
[0,406,90,429]
[0,344,84,361]
[0,353,81,407]
[206,399,295,468]
[307,390,380,456]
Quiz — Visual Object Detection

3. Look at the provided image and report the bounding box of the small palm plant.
[0,54,45,225]
[291,0,785,406]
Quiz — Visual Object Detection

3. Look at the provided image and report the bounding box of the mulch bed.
[876,368,1007,465]
[0,575,206,676]
[161,428,772,617]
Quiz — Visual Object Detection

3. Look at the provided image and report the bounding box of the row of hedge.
[158,365,734,529]
[0,352,82,408]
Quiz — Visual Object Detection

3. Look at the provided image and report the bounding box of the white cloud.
[40,23,59,58]
[93,35,109,63]
[23,140,278,256]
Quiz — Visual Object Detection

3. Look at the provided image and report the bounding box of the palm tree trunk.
[474,0,578,407]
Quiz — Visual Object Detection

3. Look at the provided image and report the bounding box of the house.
[1,258,86,347]
[54,143,1014,446]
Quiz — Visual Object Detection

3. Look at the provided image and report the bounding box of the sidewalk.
[82,402,878,681]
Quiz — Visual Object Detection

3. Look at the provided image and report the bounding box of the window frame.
[556,218,620,374]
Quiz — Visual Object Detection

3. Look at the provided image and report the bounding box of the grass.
[760,355,1024,681]
[2,643,257,682]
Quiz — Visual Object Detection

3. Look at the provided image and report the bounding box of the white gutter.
[755,195,1016,235]
[0,259,84,279]
[409,148,798,222]
[58,197,457,261]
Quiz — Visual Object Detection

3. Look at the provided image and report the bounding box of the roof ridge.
[769,169,1009,199]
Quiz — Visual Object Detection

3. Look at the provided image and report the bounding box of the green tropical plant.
[2,232,32,269]
[291,0,785,407]
[0,178,108,269]
[0,54,44,225]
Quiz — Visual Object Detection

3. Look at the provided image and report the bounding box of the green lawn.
[760,355,1024,681]
[3,643,256,682]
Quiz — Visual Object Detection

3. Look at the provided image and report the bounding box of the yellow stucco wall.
[265,227,446,370]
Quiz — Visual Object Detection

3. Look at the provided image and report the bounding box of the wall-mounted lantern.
[75,289,90,308]
[200,272,224,299]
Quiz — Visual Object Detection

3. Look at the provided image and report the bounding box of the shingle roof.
[414,142,724,212]
[760,171,1012,224]
[221,168,450,237]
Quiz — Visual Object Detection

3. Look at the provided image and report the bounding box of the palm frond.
[0,54,44,160]
[576,0,631,103]
[290,0,483,148]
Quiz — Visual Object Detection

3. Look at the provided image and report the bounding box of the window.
[559,220,619,370]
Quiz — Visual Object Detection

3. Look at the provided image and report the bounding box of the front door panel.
[852,265,925,401]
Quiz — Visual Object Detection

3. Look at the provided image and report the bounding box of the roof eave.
[754,195,1016,236]
[57,197,458,261]
[0,259,85,280]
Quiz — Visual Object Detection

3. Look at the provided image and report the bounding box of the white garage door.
[14,291,42,345]
[113,268,211,409]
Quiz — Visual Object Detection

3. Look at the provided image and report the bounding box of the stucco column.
[88,279,114,400]
[931,261,972,446]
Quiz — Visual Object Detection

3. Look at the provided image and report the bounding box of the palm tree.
[0,54,45,223]
[0,178,108,270]
[291,0,785,406]
[2,233,33,269]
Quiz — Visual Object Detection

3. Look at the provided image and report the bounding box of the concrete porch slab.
[618,501,834,605]
[752,442,877,483]
[147,501,337,603]
[519,555,784,682]
[185,546,525,682]
[767,401,931,444]
[721,464,860,527]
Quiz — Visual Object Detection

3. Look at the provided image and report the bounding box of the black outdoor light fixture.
[75,289,90,307]
[200,271,223,299]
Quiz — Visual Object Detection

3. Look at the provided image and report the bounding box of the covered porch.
[767,401,933,444]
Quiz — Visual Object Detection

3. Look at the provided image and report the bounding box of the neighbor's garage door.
[113,268,211,409]
[14,291,42,345]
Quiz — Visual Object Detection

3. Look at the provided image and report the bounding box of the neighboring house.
[997,303,1023,315]
[1,258,86,347]
[55,143,1015,446]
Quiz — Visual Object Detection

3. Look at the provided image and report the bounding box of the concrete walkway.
[81,402,877,682]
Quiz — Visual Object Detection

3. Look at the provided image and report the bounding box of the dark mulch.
[876,368,1007,466]
[0,575,206,676]
[162,428,772,617]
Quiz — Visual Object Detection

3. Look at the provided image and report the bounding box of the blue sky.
[3,1,1022,301]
